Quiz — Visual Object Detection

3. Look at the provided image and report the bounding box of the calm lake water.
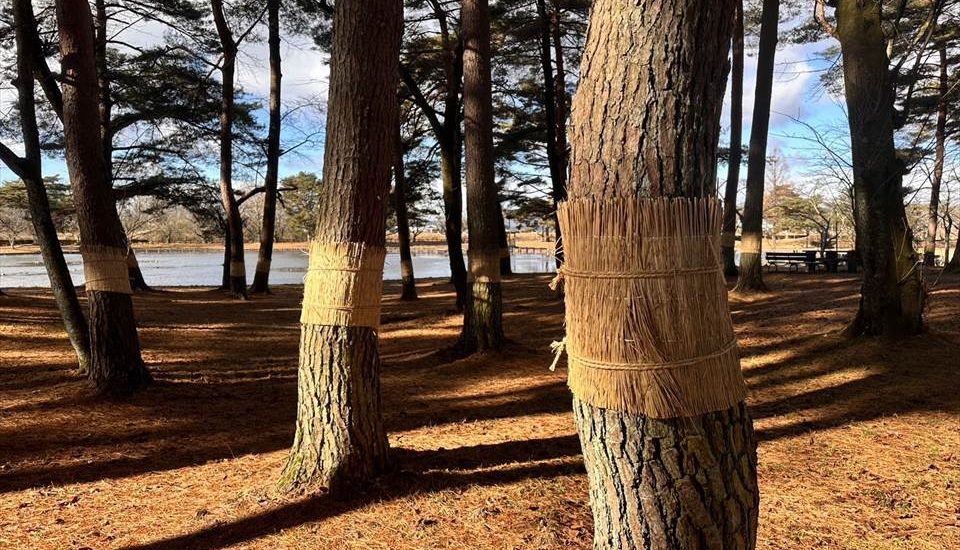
[0,249,557,288]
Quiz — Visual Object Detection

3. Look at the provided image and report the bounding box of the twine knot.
[549,338,566,371]
[548,268,565,291]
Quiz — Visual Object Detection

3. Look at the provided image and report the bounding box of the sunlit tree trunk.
[722,0,745,277]
[566,1,758,547]
[7,0,91,372]
[55,0,151,396]
[460,0,504,353]
[924,44,947,267]
[211,0,247,298]
[251,0,283,294]
[734,0,779,293]
[278,0,400,495]
[835,0,924,336]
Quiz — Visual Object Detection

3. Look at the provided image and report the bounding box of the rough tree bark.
[55,0,151,396]
[722,0,745,277]
[734,0,779,293]
[394,115,418,301]
[211,0,247,298]
[460,0,504,353]
[5,0,91,372]
[95,0,150,291]
[566,1,759,547]
[923,44,947,267]
[834,0,924,336]
[251,0,283,293]
[278,0,400,495]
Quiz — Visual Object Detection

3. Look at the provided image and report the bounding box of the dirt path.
[1,273,958,549]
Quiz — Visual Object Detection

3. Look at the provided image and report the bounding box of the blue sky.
[3,16,934,210]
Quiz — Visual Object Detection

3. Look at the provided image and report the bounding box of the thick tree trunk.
[393,118,418,301]
[923,44,947,267]
[722,1,745,278]
[279,0,400,495]
[566,1,758,547]
[211,0,247,298]
[836,0,924,336]
[575,400,758,549]
[55,0,150,396]
[10,0,91,373]
[251,0,283,294]
[460,0,504,353]
[734,0,778,293]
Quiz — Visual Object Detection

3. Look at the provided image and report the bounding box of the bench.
[765,251,820,273]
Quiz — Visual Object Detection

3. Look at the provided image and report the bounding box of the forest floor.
[1,271,958,550]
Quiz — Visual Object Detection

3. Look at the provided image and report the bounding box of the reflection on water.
[0,249,557,288]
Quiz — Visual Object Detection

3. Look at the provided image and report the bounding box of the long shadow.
[120,436,584,550]
[0,377,572,493]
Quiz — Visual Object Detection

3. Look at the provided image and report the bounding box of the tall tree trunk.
[497,203,512,276]
[722,0,745,277]
[394,115,418,301]
[440,137,468,309]
[278,0,400,495]
[211,0,247,298]
[734,0,778,293]
[836,0,924,336]
[55,0,151,396]
[442,40,468,311]
[550,1,569,196]
[565,1,758,547]
[537,0,565,268]
[9,0,91,373]
[95,0,150,292]
[924,44,947,267]
[460,0,504,353]
[251,0,283,293]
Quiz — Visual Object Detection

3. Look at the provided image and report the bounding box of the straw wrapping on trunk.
[468,249,502,283]
[741,231,762,254]
[300,241,385,328]
[555,197,746,418]
[81,245,133,294]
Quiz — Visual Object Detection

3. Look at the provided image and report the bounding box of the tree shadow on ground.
[120,436,584,550]
[0,278,572,493]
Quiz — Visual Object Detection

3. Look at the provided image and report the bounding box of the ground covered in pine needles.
[1,271,958,549]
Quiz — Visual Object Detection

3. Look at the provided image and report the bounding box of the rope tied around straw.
[552,197,746,419]
[300,241,386,328]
